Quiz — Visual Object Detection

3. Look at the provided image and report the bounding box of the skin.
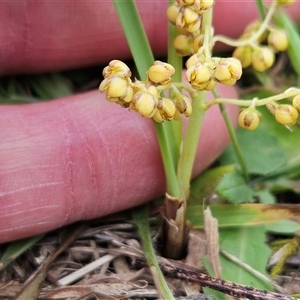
[1,1,300,244]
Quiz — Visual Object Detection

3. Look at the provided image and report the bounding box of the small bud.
[193,0,214,13]
[174,34,193,56]
[185,53,205,69]
[185,62,212,91]
[102,60,131,78]
[276,0,295,6]
[266,102,277,115]
[157,97,176,120]
[292,94,300,111]
[243,20,268,43]
[213,57,242,86]
[132,92,158,118]
[268,29,288,52]
[192,34,205,53]
[205,79,217,91]
[173,93,192,117]
[233,46,253,68]
[275,104,298,125]
[99,76,132,102]
[238,107,261,130]
[252,47,275,72]
[152,110,164,123]
[167,3,180,25]
[176,6,201,33]
[147,61,175,86]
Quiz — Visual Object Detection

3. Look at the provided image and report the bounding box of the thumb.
[0,85,238,243]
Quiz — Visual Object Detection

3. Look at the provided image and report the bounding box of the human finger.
[0,84,238,243]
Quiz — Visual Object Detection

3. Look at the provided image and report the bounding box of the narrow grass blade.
[0,234,44,271]
[132,206,175,299]
[113,0,154,79]
[279,10,300,76]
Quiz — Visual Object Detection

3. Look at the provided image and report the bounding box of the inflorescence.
[99,0,299,130]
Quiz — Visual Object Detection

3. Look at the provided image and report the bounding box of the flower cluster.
[233,20,289,72]
[185,53,242,91]
[99,60,192,123]
[238,93,300,131]
[167,0,214,56]
[268,94,300,126]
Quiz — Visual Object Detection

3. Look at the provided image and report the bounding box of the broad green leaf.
[255,189,276,204]
[266,220,300,234]
[187,204,300,228]
[188,164,234,206]
[215,169,255,203]
[219,128,287,175]
[218,226,272,289]
[258,106,300,164]
[203,226,273,297]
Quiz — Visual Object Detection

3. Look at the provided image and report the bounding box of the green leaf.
[266,220,300,235]
[219,127,287,175]
[132,206,175,300]
[255,189,276,204]
[188,165,234,206]
[0,234,44,270]
[187,204,300,228]
[203,226,273,297]
[215,226,272,290]
[113,0,154,79]
[216,169,255,203]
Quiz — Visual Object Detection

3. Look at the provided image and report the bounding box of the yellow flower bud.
[242,20,268,43]
[193,0,215,13]
[147,61,175,86]
[275,104,298,125]
[185,63,211,91]
[99,76,132,103]
[176,6,201,33]
[268,29,288,52]
[152,110,164,123]
[167,3,180,25]
[102,60,131,78]
[205,79,217,91]
[213,57,242,86]
[193,34,205,53]
[173,34,193,57]
[157,97,176,120]
[238,108,261,130]
[185,53,205,69]
[292,94,300,111]
[276,0,295,6]
[252,47,275,72]
[132,92,158,118]
[173,93,192,117]
[233,46,253,68]
[266,102,277,115]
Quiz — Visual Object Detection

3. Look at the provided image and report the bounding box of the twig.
[160,260,296,300]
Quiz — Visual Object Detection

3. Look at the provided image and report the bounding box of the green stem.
[206,88,300,108]
[153,122,182,197]
[176,7,213,199]
[167,0,182,172]
[132,206,175,300]
[177,91,206,198]
[217,101,249,183]
[113,0,182,198]
[212,1,277,48]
